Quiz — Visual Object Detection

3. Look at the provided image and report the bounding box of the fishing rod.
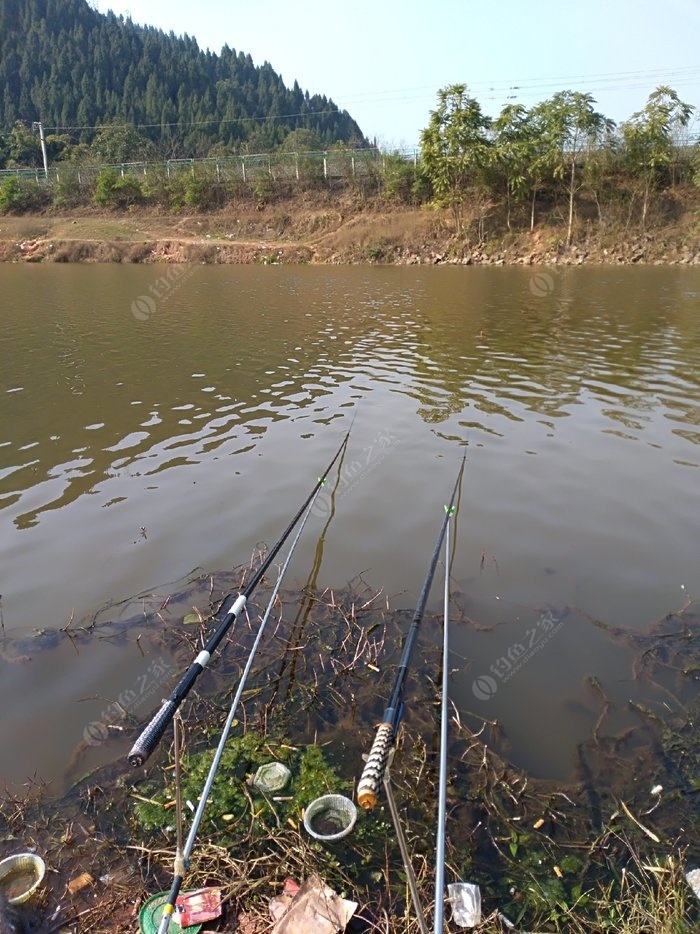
[434,502,452,933]
[156,487,322,934]
[357,455,465,809]
[127,430,351,767]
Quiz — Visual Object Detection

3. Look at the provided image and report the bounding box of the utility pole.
[32,121,48,178]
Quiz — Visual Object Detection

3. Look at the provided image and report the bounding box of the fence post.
[323,153,327,180]
[241,158,246,183]
[295,154,299,181]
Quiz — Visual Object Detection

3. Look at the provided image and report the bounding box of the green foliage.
[183,170,227,210]
[140,166,172,207]
[6,120,42,166]
[0,175,50,213]
[52,166,85,208]
[0,0,366,158]
[622,86,695,225]
[364,242,388,262]
[529,91,615,244]
[280,128,323,153]
[622,86,694,180]
[133,734,347,840]
[0,176,25,212]
[45,134,70,162]
[251,172,274,208]
[492,103,539,228]
[0,176,23,212]
[90,125,154,164]
[93,168,144,208]
[420,84,492,230]
[382,153,426,205]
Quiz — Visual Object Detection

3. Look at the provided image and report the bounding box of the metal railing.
[0,147,421,185]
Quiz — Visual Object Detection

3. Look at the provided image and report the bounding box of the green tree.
[6,120,42,166]
[280,127,322,152]
[45,133,70,162]
[530,91,614,245]
[621,86,694,228]
[420,84,491,231]
[90,124,153,164]
[492,103,538,230]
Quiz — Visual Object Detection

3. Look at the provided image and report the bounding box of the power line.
[330,65,700,104]
[43,106,357,134]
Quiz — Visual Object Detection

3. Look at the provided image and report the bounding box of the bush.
[93,168,144,208]
[0,176,51,213]
[183,172,226,210]
[52,167,85,208]
[141,166,172,208]
[382,154,421,204]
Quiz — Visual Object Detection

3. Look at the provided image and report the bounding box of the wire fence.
[0,148,420,185]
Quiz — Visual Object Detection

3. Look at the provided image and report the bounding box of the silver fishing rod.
[157,491,322,933]
[434,505,452,933]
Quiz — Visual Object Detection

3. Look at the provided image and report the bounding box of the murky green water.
[1,264,698,789]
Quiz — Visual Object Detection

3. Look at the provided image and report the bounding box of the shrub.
[94,168,144,208]
[52,167,85,208]
[0,176,51,213]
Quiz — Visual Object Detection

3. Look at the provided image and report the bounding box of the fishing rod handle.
[128,699,178,767]
[357,722,394,809]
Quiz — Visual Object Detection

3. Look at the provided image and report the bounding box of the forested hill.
[0,0,367,157]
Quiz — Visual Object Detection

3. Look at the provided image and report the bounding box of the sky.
[93,0,700,149]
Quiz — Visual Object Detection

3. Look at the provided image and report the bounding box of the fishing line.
[262,403,359,713]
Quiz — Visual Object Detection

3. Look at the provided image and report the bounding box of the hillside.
[0,0,366,158]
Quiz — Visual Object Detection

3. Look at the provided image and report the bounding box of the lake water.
[1,263,699,791]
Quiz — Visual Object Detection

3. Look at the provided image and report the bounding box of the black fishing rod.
[357,455,465,809]
[127,430,351,767]
[155,487,324,933]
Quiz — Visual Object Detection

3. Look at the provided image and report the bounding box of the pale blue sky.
[93,0,700,148]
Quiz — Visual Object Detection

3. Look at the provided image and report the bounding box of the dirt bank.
[1,188,699,266]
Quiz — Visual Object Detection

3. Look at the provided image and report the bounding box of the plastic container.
[252,762,291,794]
[0,853,46,905]
[303,794,357,841]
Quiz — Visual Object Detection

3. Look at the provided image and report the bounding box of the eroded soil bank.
[1,187,699,267]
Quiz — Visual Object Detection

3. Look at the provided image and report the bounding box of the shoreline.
[1,195,699,267]
[1,577,698,933]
